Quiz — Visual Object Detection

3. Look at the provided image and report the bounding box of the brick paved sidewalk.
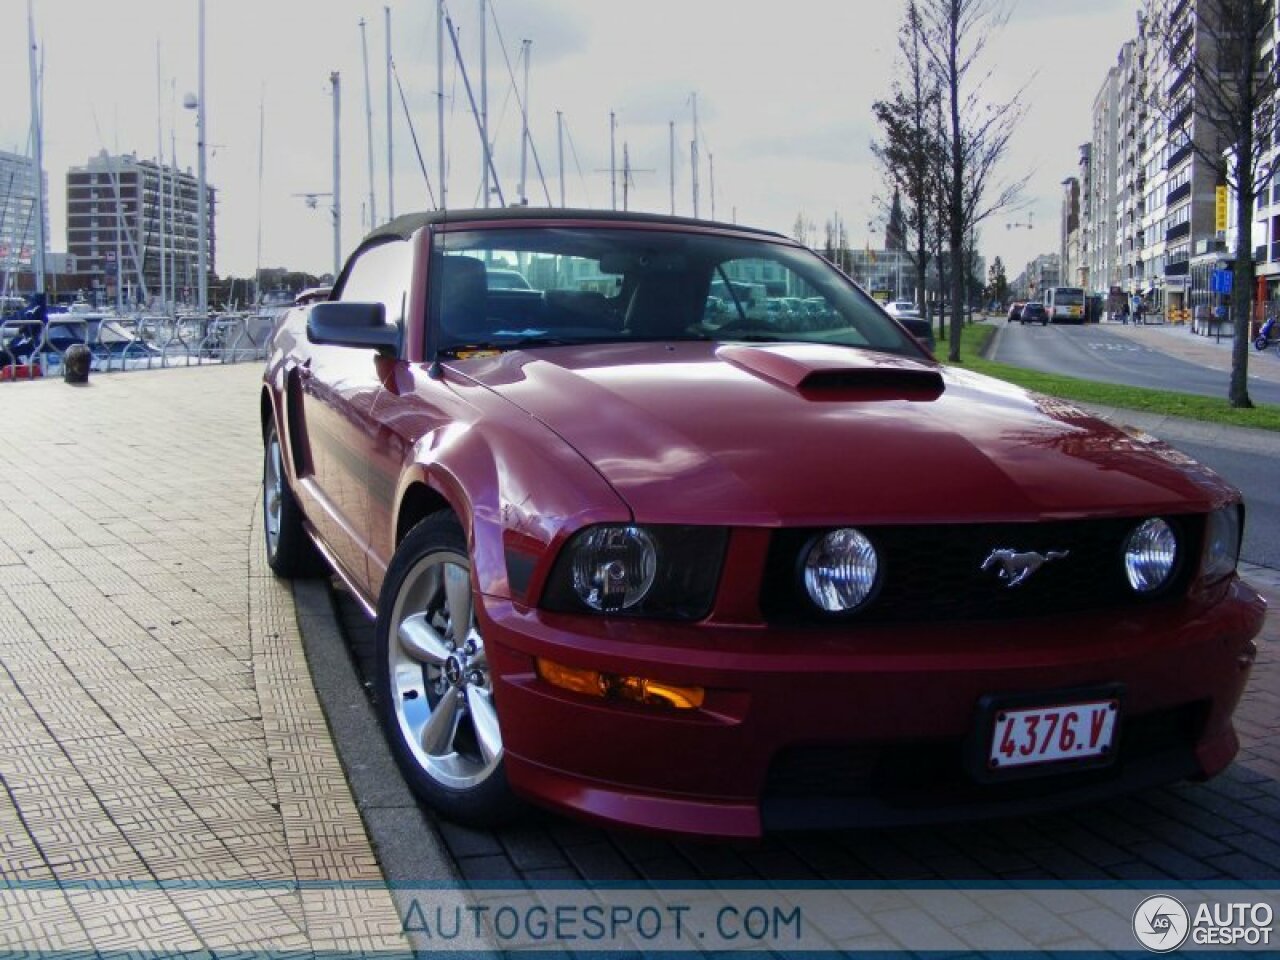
[0,366,406,954]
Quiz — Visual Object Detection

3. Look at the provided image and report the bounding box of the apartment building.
[1083,56,1123,300]
[65,151,215,307]
[0,149,49,275]
[1060,174,1081,287]
[1239,9,1280,305]
[1077,1,1225,319]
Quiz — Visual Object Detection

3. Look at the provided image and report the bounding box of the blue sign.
[1211,269,1233,294]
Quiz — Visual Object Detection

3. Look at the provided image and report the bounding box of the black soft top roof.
[363,207,788,245]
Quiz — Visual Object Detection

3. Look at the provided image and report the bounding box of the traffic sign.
[1211,269,1232,294]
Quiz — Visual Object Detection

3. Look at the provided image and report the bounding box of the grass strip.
[943,323,1280,432]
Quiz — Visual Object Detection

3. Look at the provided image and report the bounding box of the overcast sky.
[1,0,1141,283]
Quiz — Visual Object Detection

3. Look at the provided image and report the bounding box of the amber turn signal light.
[535,657,704,710]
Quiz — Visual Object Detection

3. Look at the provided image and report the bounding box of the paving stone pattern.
[0,366,406,954]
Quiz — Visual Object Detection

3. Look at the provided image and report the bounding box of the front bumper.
[481,578,1265,838]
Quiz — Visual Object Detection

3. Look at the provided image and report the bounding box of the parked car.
[1020,301,1049,325]
[884,300,919,318]
[262,208,1263,838]
[485,268,533,290]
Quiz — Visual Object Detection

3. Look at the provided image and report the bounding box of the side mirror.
[306,301,399,355]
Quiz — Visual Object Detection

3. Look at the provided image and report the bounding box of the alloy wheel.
[387,551,502,789]
[264,431,284,558]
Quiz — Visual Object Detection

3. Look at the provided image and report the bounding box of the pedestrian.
[1120,300,1130,325]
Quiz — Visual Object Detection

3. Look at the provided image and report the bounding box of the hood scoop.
[718,343,944,402]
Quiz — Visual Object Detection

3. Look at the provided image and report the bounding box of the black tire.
[263,421,324,577]
[374,513,521,827]
[1255,336,1268,351]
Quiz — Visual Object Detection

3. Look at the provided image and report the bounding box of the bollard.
[63,344,91,384]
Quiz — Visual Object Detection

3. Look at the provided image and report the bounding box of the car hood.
[451,341,1232,525]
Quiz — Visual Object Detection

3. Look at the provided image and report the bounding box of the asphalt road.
[983,321,1280,567]
[1144,427,1280,570]
[989,321,1280,407]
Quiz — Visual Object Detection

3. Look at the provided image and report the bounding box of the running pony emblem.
[980,548,1069,588]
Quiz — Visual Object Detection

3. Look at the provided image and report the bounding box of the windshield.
[1052,288,1084,306]
[429,226,922,358]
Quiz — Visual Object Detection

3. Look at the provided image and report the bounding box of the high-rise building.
[1060,175,1081,286]
[0,149,49,276]
[1237,8,1280,306]
[65,151,216,307]
[1076,1,1222,319]
[1083,58,1122,299]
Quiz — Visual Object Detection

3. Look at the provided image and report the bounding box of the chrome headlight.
[803,528,880,612]
[1201,505,1241,583]
[544,525,728,619]
[1123,517,1178,593]
[570,526,657,611]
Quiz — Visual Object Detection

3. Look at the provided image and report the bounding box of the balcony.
[1165,259,1190,276]
[1272,242,1280,263]
[1167,63,1191,97]
[1165,221,1191,242]
[1167,143,1194,169]
[1167,182,1191,205]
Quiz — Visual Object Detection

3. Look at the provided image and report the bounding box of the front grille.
[762,516,1203,625]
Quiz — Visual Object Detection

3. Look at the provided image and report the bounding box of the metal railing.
[1,311,278,382]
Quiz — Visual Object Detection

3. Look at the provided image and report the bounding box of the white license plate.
[988,699,1117,770]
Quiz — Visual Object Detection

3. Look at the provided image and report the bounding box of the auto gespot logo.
[1133,896,1274,952]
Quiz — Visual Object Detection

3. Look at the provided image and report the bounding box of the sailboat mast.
[196,0,208,316]
[479,0,489,208]
[437,0,446,210]
[385,6,394,220]
[622,143,630,212]
[26,0,46,294]
[690,92,700,219]
[557,110,565,208]
[709,152,715,221]
[169,91,177,308]
[518,39,530,206]
[444,12,504,207]
[255,95,265,305]
[668,121,675,215]
[156,41,167,313]
[609,111,616,211]
[359,17,377,228]
[331,71,342,277]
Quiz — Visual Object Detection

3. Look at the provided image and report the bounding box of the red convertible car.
[261,208,1264,838]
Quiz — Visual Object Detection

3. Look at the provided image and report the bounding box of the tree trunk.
[1230,153,1254,408]
[947,6,964,362]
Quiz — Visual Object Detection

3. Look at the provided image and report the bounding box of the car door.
[298,237,414,593]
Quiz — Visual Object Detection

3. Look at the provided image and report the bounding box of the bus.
[1043,286,1086,324]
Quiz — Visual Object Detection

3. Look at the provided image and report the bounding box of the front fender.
[390,404,632,606]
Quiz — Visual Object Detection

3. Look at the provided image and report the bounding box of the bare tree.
[872,1,943,316]
[917,0,1027,361]
[1154,0,1278,407]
